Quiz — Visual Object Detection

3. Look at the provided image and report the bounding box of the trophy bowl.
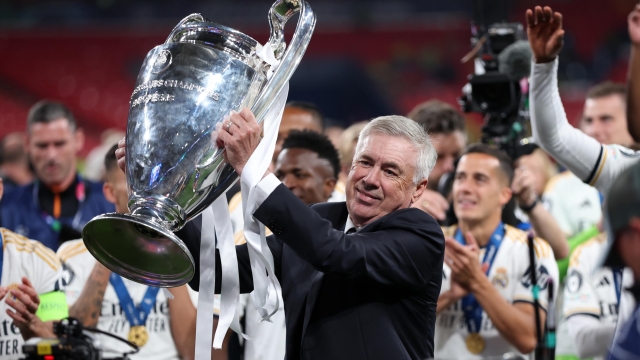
[82,0,316,287]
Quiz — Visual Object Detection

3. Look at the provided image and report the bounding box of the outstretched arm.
[527,6,640,195]
[627,4,640,142]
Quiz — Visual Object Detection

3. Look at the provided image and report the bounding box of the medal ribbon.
[612,267,623,306]
[454,223,505,335]
[109,273,160,328]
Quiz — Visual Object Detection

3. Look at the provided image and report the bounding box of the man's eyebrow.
[381,161,403,173]
[357,154,374,162]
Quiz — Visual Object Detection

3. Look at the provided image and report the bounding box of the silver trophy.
[82,0,315,287]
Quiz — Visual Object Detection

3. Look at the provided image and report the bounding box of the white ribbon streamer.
[241,82,288,321]
[194,206,217,360]
[212,195,248,348]
[194,79,289,358]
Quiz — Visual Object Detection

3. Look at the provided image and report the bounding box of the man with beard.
[0,101,113,250]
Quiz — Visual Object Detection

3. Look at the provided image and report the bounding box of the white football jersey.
[435,225,559,359]
[57,240,179,360]
[563,234,635,360]
[0,228,62,360]
[543,171,603,237]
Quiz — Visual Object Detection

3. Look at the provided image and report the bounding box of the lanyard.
[109,273,160,327]
[612,267,623,306]
[454,223,505,334]
[34,176,86,232]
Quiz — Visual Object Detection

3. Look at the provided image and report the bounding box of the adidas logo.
[597,277,611,287]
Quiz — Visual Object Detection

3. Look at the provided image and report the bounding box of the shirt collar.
[345,215,358,233]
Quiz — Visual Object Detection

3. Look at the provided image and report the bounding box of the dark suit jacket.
[178,184,445,360]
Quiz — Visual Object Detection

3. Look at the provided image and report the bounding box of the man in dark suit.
[118,111,445,359]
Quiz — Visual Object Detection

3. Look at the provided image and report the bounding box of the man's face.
[275,148,336,205]
[27,118,82,188]
[452,153,511,224]
[274,107,322,163]
[516,151,549,196]
[580,95,634,146]
[429,131,465,190]
[103,167,129,213]
[346,133,426,227]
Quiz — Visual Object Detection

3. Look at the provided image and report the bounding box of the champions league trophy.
[82,0,315,287]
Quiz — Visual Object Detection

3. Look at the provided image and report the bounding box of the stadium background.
[0,0,634,157]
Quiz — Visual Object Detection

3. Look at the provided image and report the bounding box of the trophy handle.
[164,13,207,44]
[251,0,316,123]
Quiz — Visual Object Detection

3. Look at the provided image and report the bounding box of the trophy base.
[82,213,195,288]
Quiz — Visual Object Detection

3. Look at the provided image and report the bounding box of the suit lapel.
[299,202,348,351]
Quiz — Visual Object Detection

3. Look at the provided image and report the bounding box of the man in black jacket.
[118,111,445,360]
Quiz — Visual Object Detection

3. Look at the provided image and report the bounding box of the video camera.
[458,4,536,160]
[21,318,138,360]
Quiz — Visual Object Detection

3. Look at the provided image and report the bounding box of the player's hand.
[526,6,564,63]
[116,138,126,173]
[512,166,538,209]
[5,277,55,340]
[449,273,470,301]
[216,108,262,176]
[411,189,450,221]
[444,233,489,289]
[629,3,640,46]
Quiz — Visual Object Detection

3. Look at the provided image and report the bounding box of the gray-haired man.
[116,111,445,360]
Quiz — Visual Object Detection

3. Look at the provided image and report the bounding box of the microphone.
[498,40,533,81]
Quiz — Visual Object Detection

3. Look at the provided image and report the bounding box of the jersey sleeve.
[56,241,91,306]
[587,144,640,194]
[529,59,640,195]
[512,239,560,311]
[29,241,63,295]
[563,244,601,318]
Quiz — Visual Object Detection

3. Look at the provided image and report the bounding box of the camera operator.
[0,179,65,360]
[408,100,466,222]
[435,143,559,358]
[56,145,196,360]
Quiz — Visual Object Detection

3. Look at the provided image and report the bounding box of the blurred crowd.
[3,3,640,360]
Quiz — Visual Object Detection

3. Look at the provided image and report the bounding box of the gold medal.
[465,333,485,355]
[128,325,149,347]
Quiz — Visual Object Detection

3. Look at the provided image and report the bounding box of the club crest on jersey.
[521,265,550,290]
[566,270,583,294]
[60,263,76,287]
[491,267,509,288]
[6,283,20,301]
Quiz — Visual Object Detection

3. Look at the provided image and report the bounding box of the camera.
[458,20,536,160]
[21,318,102,360]
[21,318,137,360]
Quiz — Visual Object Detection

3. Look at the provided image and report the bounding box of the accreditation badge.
[465,333,485,354]
[128,325,149,347]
